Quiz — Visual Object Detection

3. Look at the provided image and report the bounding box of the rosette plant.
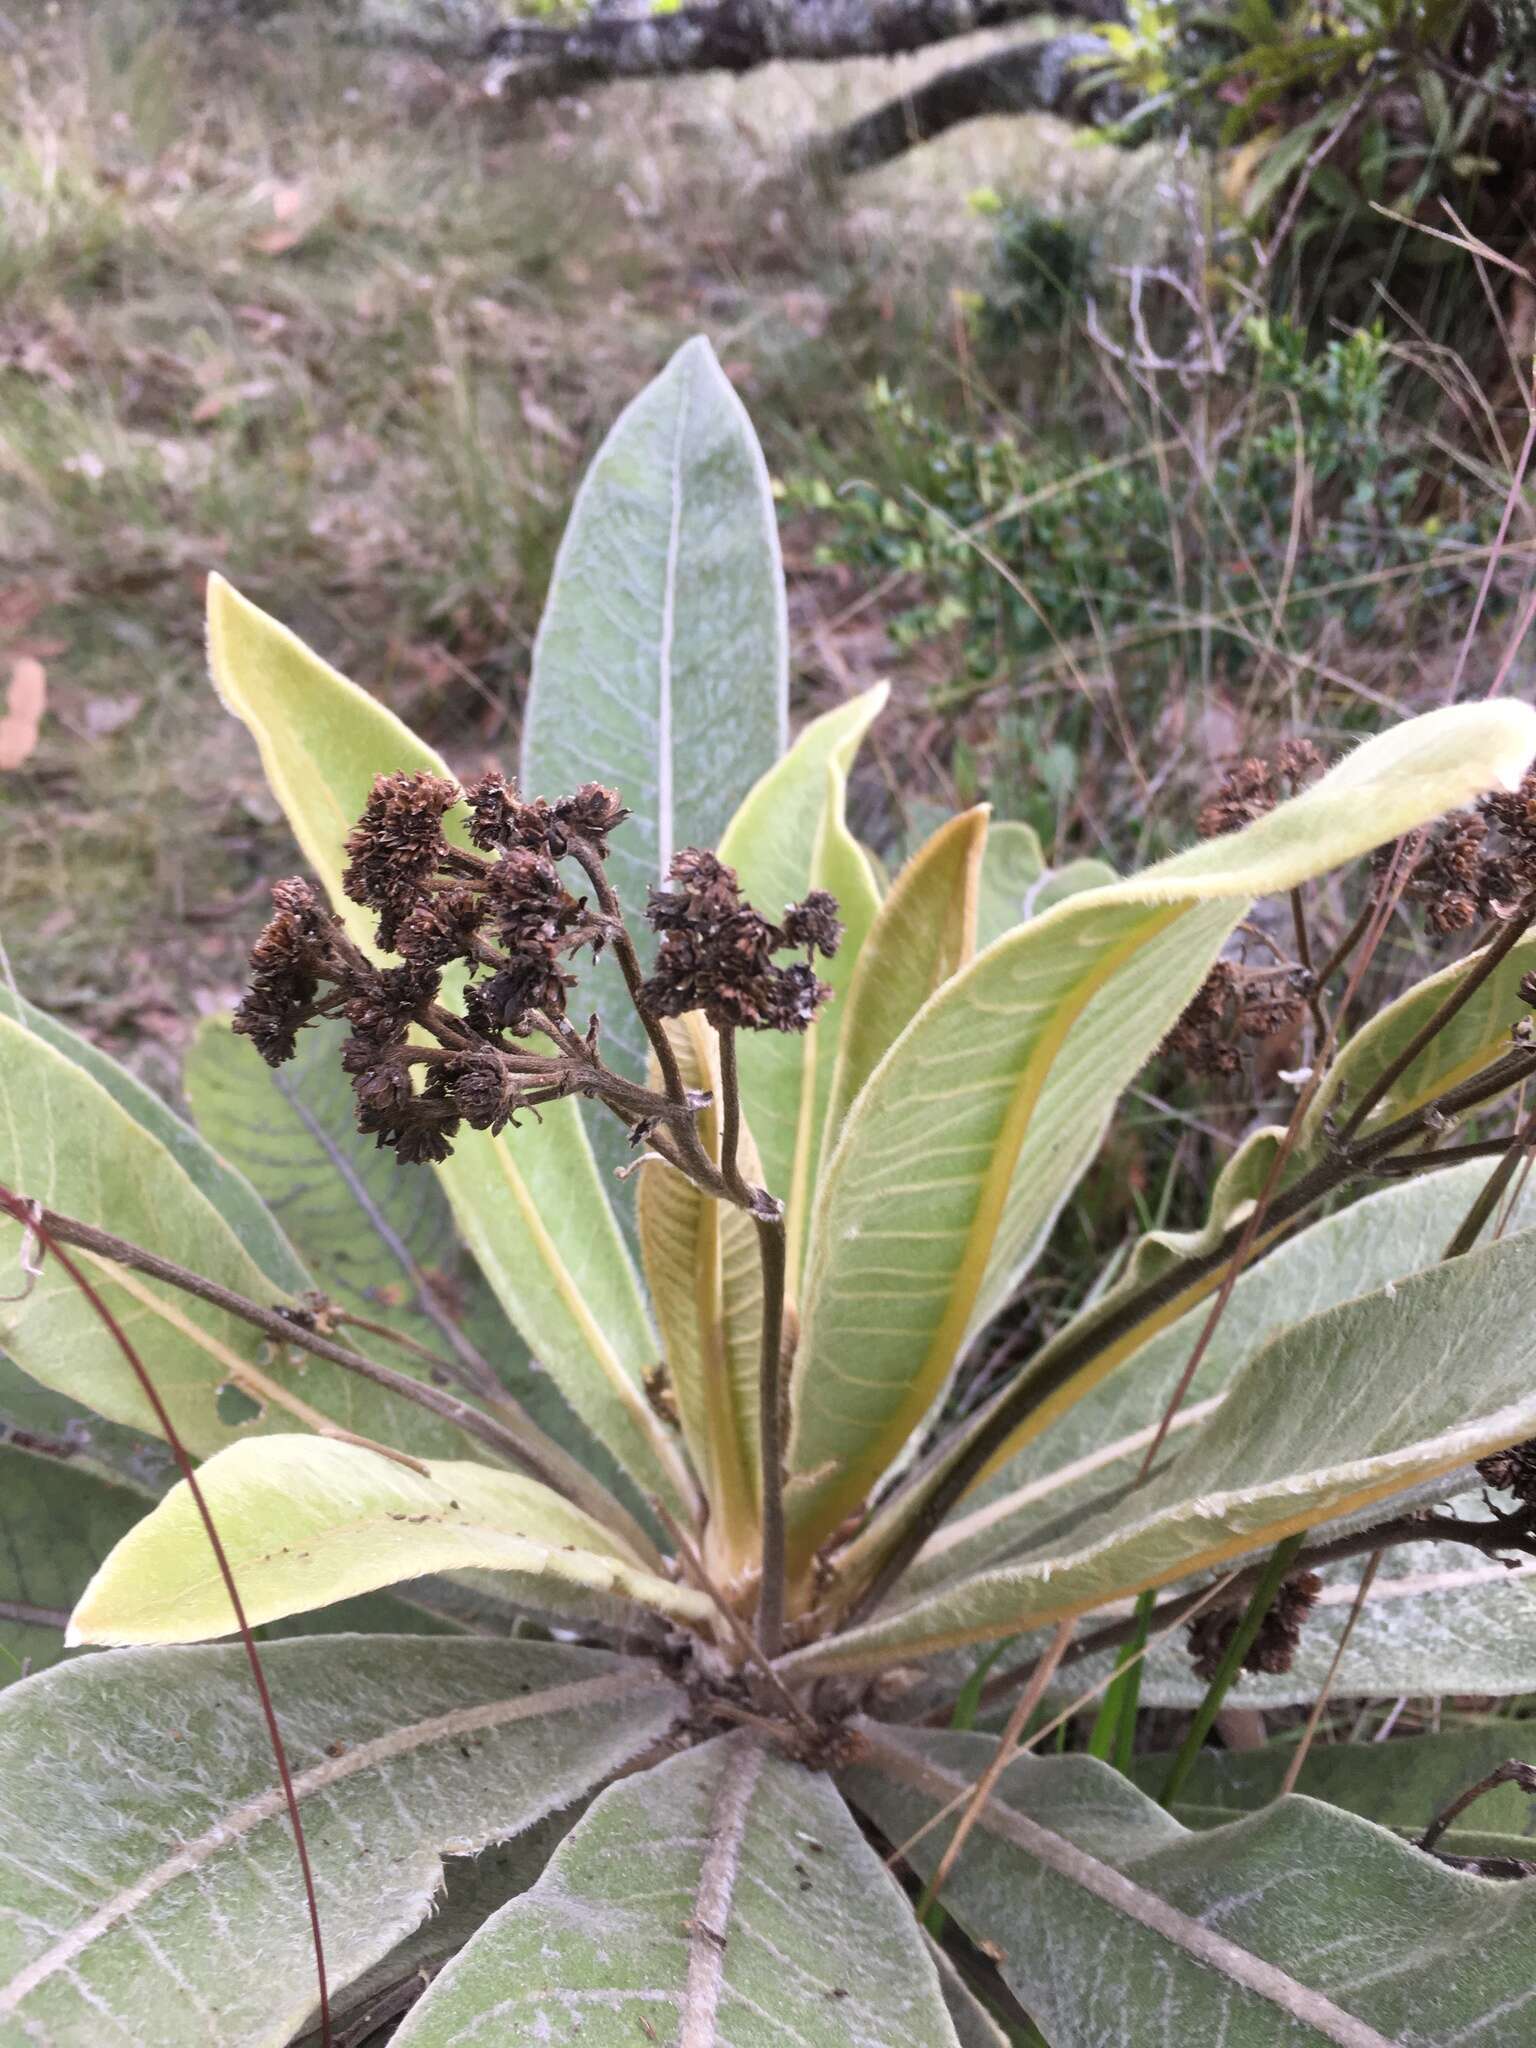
[7,341,1536,2048]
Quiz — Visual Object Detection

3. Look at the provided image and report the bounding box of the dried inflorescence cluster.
[1196,739,1323,841]
[1164,958,1311,1078]
[234,769,840,1168]
[1386,770,1536,938]
[642,851,839,1035]
[1174,752,1536,1083]
[1186,1569,1324,1684]
[1477,1436,1536,1506]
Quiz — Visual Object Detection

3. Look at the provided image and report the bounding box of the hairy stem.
[716,1023,750,1207]
[1289,887,1329,1049]
[1441,1103,1536,1259]
[754,1211,790,1658]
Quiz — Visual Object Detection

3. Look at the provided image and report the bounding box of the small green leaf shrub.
[6,338,1536,2045]
[787,318,1478,720]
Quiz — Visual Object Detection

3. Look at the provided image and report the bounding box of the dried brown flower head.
[1197,741,1326,842]
[341,772,460,950]
[1186,1570,1323,1683]
[1197,759,1274,842]
[233,878,338,1067]
[1477,1437,1536,1505]
[641,850,834,1035]
[782,889,843,959]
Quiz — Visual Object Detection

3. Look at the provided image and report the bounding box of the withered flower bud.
[1164,962,1241,1078]
[782,890,843,959]
[342,771,460,947]
[233,877,334,1067]
[391,1121,458,1166]
[395,887,486,970]
[343,964,441,1045]
[1477,773,1536,910]
[1425,890,1478,937]
[443,1055,519,1134]
[1391,812,1496,938]
[1236,988,1305,1041]
[462,769,519,852]
[1274,738,1323,789]
[1186,1570,1323,1683]
[1477,1437,1536,1505]
[1197,759,1274,841]
[552,782,630,853]
[762,959,832,1034]
[489,848,585,948]
[352,1062,413,1115]
[469,954,572,1034]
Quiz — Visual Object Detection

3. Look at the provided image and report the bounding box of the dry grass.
[0,1,1070,1067]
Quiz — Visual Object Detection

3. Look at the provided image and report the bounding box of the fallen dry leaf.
[0,657,47,770]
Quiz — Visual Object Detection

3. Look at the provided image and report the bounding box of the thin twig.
[1441,1103,1536,1260]
[1278,1550,1383,1799]
[1449,370,1536,701]
[271,1072,511,1408]
[1289,887,1329,1050]
[564,833,688,1107]
[915,1620,1074,1921]
[715,1023,750,1206]
[1335,893,1536,1146]
[1419,1759,1536,1854]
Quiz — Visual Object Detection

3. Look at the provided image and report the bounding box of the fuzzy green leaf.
[0,1010,469,1460]
[0,1637,679,2045]
[1092,1526,1536,1710]
[68,1435,713,1645]
[521,334,788,1108]
[0,1444,147,1686]
[785,702,1536,1568]
[972,826,1116,949]
[1133,1724,1536,1861]
[849,1730,1536,2048]
[784,1218,1536,1673]
[0,988,306,1294]
[1301,923,1536,1158]
[637,1014,764,1576]
[392,1734,961,2047]
[825,805,990,1142]
[902,1158,1536,1598]
[973,819,1045,949]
